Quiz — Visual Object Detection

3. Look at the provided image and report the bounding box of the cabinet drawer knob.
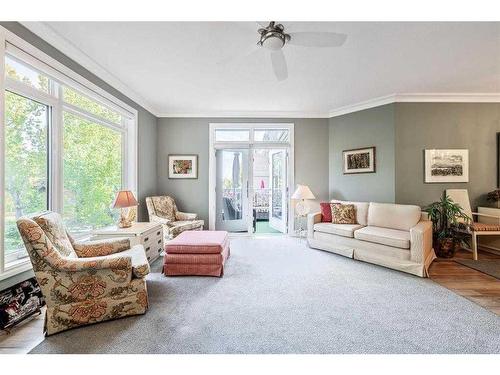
[157,231,161,236]
[158,239,162,244]
[146,246,151,251]
[158,248,162,253]
[144,237,149,242]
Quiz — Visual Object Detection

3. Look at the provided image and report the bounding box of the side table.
[92,222,164,264]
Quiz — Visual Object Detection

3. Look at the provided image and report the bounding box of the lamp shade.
[291,185,315,200]
[112,190,138,209]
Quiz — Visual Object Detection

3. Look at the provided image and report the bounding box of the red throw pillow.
[320,202,332,222]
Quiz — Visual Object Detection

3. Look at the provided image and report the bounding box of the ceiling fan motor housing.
[257,22,291,50]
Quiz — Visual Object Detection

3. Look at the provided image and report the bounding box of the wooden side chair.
[446,189,500,260]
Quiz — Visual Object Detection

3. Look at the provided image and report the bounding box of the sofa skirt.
[307,233,433,277]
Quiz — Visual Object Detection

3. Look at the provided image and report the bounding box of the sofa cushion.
[314,223,365,238]
[354,226,411,249]
[331,203,357,224]
[331,200,369,225]
[151,196,177,221]
[166,230,228,254]
[33,212,77,258]
[320,202,332,222]
[367,202,421,231]
[169,220,205,237]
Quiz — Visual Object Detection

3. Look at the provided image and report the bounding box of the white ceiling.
[23,22,500,117]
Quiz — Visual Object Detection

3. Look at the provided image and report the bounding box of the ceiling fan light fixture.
[260,34,285,50]
[257,22,290,50]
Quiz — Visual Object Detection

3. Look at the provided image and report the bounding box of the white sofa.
[307,200,436,277]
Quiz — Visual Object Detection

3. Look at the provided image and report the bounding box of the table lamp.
[291,184,315,216]
[112,190,138,228]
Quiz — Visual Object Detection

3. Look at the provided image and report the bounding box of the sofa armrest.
[149,214,171,225]
[307,212,322,238]
[410,220,433,264]
[73,238,131,258]
[53,255,132,272]
[175,211,198,221]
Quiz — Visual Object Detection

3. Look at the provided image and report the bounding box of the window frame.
[0,26,138,280]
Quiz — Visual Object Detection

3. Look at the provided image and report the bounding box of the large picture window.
[0,30,137,278]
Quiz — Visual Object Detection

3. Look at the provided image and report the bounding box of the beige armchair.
[17,211,149,336]
[146,196,204,240]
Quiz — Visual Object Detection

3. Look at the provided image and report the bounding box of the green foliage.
[63,87,121,124]
[4,91,48,253]
[62,113,121,234]
[424,194,471,242]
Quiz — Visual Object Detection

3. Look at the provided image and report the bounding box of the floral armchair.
[16,211,149,336]
[146,196,204,240]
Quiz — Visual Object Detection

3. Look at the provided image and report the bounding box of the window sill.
[0,259,33,281]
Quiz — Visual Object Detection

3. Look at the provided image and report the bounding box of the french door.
[269,149,288,233]
[215,148,249,232]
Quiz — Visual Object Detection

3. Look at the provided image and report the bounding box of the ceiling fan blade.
[288,32,347,48]
[271,49,288,81]
[216,45,261,66]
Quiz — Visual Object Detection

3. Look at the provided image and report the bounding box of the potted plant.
[486,189,500,208]
[424,194,471,258]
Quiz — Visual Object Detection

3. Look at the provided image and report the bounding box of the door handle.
[221,211,225,221]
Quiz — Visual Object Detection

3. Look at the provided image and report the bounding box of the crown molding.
[20,21,159,116]
[395,93,500,103]
[328,95,396,117]
[15,22,500,120]
[156,110,330,119]
[329,93,500,117]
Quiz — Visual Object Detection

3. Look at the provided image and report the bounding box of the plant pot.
[435,237,460,258]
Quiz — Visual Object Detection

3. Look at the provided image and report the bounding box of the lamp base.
[118,219,132,228]
[295,200,310,216]
[117,208,133,228]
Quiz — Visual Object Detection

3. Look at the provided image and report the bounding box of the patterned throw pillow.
[320,202,333,222]
[330,203,357,224]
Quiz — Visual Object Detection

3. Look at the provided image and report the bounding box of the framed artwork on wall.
[343,147,376,174]
[168,154,198,179]
[424,149,469,183]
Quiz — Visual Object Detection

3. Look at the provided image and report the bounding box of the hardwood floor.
[429,249,500,316]
[1,249,498,354]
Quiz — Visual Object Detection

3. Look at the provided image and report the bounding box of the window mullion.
[63,102,125,132]
[51,83,63,214]
[0,34,6,275]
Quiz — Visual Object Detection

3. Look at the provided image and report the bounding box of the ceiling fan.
[222,21,347,81]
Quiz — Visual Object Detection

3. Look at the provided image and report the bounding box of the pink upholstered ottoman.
[163,231,230,277]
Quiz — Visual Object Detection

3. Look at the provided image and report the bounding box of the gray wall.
[395,102,500,208]
[0,23,158,290]
[328,104,396,203]
[157,118,330,224]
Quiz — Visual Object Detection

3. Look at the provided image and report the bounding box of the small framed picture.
[343,147,376,174]
[168,154,198,179]
[424,149,469,183]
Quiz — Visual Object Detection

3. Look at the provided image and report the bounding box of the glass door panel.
[269,149,288,233]
[215,149,249,232]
